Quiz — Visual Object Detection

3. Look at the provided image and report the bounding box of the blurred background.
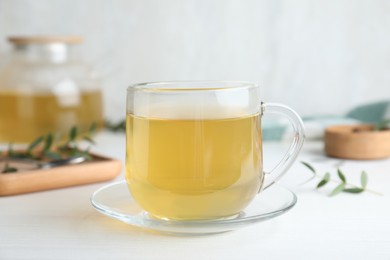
[0,0,389,122]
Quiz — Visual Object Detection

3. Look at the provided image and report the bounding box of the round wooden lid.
[8,36,83,45]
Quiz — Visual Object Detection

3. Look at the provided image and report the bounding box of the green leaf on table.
[361,171,368,189]
[301,161,316,174]
[343,188,364,194]
[27,136,44,153]
[330,183,346,197]
[299,161,318,185]
[70,148,92,161]
[43,134,53,152]
[337,169,346,183]
[69,126,78,142]
[316,172,330,188]
[0,124,98,173]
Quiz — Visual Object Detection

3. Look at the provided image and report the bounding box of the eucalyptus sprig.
[1,123,97,174]
[300,161,382,196]
[373,119,390,131]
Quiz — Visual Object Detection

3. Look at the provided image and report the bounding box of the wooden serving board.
[0,153,122,196]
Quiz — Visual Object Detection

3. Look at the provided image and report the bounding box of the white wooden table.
[1,132,389,260]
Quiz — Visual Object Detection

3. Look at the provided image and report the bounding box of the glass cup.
[126,81,304,221]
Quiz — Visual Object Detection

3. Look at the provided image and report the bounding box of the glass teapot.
[0,36,104,143]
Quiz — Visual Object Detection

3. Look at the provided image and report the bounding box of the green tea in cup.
[126,81,304,220]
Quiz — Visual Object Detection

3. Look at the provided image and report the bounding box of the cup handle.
[261,102,305,191]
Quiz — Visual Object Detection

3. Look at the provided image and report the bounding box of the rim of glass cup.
[127,80,259,92]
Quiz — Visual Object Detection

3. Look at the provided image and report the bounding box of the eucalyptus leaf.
[361,171,368,189]
[43,134,53,152]
[27,136,44,153]
[330,183,345,196]
[299,160,380,196]
[70,149,92,161]
[343,188,364,194]
[301,161,316,174]
[316,172,330,188]
[69,126,78,142]
[0,124,98,173]
[337,169,346,183]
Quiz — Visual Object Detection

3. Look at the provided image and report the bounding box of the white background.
[0,0,389,120]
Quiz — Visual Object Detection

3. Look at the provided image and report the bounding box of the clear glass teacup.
[126,81,304,221]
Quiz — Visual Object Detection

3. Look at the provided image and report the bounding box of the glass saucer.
[91,181,297,235]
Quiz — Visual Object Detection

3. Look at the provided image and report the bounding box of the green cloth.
[262,100,390,141]
[346,101,390,123]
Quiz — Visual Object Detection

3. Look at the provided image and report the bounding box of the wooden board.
[0,153,122,196]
